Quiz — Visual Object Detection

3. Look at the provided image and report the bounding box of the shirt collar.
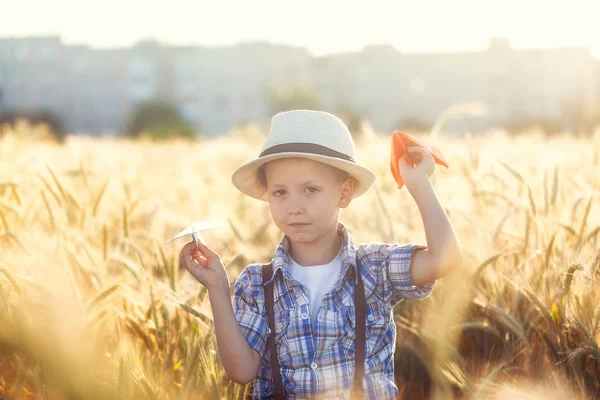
[263,221,359,286]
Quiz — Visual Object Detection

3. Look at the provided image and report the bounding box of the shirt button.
[310,362,318,370]
[267,327,271,334]
[367,315,374,322]
[301,312,309,320]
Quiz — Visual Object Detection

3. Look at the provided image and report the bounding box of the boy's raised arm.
[398,146,464,286]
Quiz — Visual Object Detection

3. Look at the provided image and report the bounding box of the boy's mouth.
[289,222,309,226]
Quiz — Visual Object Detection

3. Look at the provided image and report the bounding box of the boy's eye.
[272,188,317,196]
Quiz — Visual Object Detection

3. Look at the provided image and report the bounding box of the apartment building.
[0,36,598,135]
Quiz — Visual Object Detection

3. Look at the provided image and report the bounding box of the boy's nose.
[287,199,305,215]
[288,206,304,215]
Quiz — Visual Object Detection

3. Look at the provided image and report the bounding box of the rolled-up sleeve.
[232,266,267,356]
[385,244,436,304]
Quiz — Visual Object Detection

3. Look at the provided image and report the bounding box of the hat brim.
[231,153,376,201]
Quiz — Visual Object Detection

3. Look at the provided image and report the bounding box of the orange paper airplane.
[390,131,449,189]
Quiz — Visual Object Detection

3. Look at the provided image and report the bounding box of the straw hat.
[231,110,376,201]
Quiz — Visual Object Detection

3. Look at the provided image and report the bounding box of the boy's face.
[263,158,355,244]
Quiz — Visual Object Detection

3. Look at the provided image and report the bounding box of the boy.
[179,110,463,399]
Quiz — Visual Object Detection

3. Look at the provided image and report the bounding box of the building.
[0,36,598,136]
[315,39,600,133]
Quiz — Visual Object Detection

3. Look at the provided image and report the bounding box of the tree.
[336,105,365,141]
[124,100,196,140]
[0,108,66,142]
[267,86,321,115]
[396,117,432,133]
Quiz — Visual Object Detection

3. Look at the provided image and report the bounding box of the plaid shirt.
[232,222,436,399]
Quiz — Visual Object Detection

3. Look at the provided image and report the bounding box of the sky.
[3,0,600,59]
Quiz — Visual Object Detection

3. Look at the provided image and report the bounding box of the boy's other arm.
[406,178,463,287]
[180,241,260,384]
[209,287,261,384]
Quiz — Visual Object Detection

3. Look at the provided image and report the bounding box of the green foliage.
[124,101,196,140]
[267,86,321,114]
[0,108,67,142]
[336,105,365,141]
[396,117,433,133]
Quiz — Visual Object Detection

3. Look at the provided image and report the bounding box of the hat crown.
[230,109,375,201]
[261,110,356,159]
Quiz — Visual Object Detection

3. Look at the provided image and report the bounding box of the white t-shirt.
[288,245,343,330]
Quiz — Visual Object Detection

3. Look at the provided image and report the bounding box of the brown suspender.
[262,262,365,399]
[352,266,366,399]
[263,263,286,400]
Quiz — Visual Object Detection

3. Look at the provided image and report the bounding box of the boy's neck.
[288,223,342,267]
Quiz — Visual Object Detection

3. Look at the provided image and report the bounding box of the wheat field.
[0,122,599,400]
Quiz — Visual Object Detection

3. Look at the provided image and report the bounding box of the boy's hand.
[179,241,230,292]
[398,145,435,190]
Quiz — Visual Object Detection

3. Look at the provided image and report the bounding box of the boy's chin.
[285,230,316,243]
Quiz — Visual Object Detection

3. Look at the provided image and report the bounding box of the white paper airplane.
[166,220,229,249]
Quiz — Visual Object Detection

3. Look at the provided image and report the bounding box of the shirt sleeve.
[232,265,267,356]
[385,244,436,305]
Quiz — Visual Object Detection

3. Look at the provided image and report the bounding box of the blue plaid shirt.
[232,222,436,399]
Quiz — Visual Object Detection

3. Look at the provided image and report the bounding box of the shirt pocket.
[341,302,391,359]
[365,302,392,356]
[272,307,294,366]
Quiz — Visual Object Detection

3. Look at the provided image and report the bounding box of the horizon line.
[1,34,598,60]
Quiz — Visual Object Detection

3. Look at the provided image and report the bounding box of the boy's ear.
[338,177,355,208]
